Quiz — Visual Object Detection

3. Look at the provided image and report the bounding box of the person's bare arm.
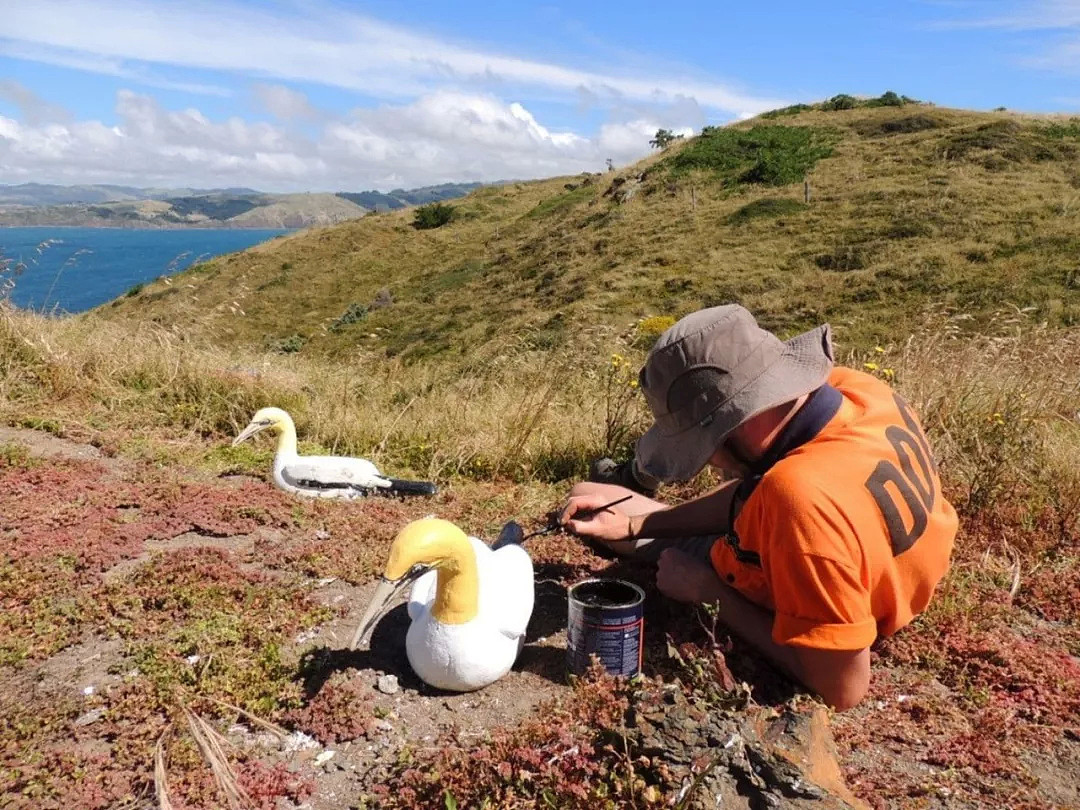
[562,478,741,541]
[656,550,870,711]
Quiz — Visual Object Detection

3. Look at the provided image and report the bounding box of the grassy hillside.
[98,101,1080,362]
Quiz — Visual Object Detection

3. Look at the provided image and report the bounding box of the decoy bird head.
[351,518,479,649]
[232,407,293,446]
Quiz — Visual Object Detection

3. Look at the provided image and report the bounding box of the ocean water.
[0,227,292,314]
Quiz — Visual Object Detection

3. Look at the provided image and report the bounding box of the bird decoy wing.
[482,544,535,640]
[407,569,438,621]
[279,457,391,491]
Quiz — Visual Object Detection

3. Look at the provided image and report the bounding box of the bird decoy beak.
[232,421,265,447]
[350,564,431,650]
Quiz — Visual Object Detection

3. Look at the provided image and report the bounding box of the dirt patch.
[1021,737,1080,807]
[18,636,128,701]
[291,574,572,747]
[101,530,265,583]
[0,425,109,464]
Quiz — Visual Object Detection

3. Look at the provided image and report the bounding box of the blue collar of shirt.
[748,383,843,477]
[727,382,842,542]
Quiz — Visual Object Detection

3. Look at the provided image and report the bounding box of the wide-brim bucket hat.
[635,305,834,483]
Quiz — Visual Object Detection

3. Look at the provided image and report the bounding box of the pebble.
[294,629,320,645]
[314,750,336,767]
[82,685,95,696]
[281,731,320,753]
[376,674,399,695]
[74,708,105,727]
[374,719,394,733]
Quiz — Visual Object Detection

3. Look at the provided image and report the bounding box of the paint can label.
[566,578,645,678]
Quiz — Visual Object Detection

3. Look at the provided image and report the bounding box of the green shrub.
[330,302,368,332]
[821,94,858,111]
[270,334,305,353]
[1042,118,1080,140]
[125,283,144,298]
[662,125,834,187]
[864,90,906,108]
[760,103,813,119]
[413,202,456,230]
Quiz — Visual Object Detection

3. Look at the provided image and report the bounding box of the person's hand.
[559,494,632,542]
[656,548,724,604]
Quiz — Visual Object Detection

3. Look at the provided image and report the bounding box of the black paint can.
[566,578,645,677]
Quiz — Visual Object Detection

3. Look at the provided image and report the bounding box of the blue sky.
[1,0,1078,191]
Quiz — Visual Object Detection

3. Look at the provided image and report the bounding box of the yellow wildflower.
[874,346,885,354]
[864,362,879,371]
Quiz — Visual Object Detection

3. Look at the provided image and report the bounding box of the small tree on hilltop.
[650,129,682,150]
[413,202,455,230]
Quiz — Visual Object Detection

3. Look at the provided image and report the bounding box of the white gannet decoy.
[232,407,437,499]
[351,517,534,692]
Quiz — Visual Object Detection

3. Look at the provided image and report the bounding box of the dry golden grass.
[3,300,1078,522]
[0,302,652,481]
[859,310,1080,517]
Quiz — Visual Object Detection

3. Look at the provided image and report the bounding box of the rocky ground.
[1,427,1078,809]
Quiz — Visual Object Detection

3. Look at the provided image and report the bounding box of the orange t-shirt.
[709,367,958,651]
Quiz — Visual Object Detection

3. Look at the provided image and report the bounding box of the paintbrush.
[491,494,634,549]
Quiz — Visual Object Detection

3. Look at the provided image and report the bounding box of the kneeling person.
[561,305,957,711]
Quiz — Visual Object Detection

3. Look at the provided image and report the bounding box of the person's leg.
[568,482,716,566]
[588,456,661,496]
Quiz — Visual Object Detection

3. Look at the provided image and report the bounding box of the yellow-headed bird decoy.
[232,407,436,498]
[351,517,534,692]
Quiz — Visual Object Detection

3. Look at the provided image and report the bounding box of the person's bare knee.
[569,481,629,499]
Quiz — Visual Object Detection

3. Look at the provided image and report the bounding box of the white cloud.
[0,0,786,118]
[930,0,1080,30]
[253,84,320,122]
[0,80,70,126]
[0,40,231,97]
[0,90,683,191]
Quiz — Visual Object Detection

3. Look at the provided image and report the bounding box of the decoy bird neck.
[274,416,299,458]
[431,536,479,626]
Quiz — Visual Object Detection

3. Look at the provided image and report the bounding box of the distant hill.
[336,182,485,211]
[0,183,259,207]
[98,97,1080,360]
[0,182,484,229]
